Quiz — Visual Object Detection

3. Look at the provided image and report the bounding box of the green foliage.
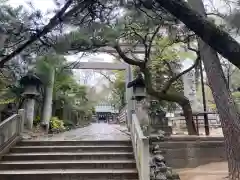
[149,37,185,95]
[34,54,95,126]
[106,70,126,110]
[0,98,15,105]
[229,68,240,90]
[35,55,66,86]
[49,117,65,132]
[63,119,75,130]
[33,115,41,126]
[196,85,216,111]
[232,92,240,110]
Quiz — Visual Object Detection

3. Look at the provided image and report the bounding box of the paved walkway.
[32,123,130,141]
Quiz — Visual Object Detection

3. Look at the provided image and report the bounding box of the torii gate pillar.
[125,64,134,130]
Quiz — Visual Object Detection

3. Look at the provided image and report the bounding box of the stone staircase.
[0,140,138,180]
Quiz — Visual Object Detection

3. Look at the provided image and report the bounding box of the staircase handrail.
[0,109,25,157]
[130,113,150,180]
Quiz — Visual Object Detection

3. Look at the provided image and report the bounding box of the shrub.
[49,117,65,133]
[63,120,75,130]
[33,115,41,126]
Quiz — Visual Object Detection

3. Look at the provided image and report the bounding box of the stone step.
[18,140,132,146]
[3,152,134,161]
[0,160,136,170]
[0,169,138,180]
[10,145,133,153]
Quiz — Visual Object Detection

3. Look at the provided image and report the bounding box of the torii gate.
[65,43,160,128]
[65,44,151,128]
[67,60,134,129]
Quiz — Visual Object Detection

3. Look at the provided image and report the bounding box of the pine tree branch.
[0,0,88,67]
[146,25,161,62]
[141,0,240,69]
[114,43,145,67]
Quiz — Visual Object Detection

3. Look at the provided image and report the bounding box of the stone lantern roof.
[20,72,42,87]
[127,73,145,88]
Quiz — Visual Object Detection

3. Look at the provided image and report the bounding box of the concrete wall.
[151,136,226,168]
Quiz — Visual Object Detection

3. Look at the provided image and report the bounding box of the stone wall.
[151,136,225,169]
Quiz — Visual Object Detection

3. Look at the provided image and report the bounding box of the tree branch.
[98,71,122,96]
[163,60,175,76]
[206,13,226,19]
[146,25,161,61]
[0,0,88,67]
[98,71,115,84]
[141,0,240,69]
[113,43,144,67]
[141,66,190,105]
[162,53,200,93]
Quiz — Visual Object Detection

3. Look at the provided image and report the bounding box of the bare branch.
[98,71,115,84]
[187,36,198,53]
[146,25,161,61]
[163,60,175,76]
[114,43,144,67]
[206,13,226,19]
[161,52,200,93]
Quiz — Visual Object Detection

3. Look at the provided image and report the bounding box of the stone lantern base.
[150,125,172,136]
[150,117,172,136]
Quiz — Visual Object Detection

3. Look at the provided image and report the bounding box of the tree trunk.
[179,100,197,135]
[41,68,55,132]
[142,68,197,135]
[188,0,240,178]
[142,0,240,69]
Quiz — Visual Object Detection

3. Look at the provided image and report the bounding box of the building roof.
[95,104,118,113]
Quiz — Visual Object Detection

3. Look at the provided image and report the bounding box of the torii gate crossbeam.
[80,44,156,54]
[66,62,127,70]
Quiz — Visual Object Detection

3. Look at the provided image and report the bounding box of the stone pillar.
[125,64,134,130]
[25,98,35,130]
[182,69,200,112]
[18,109,25,134]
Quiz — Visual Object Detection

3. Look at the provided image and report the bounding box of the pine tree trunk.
[187,0,240,178]
[41,68,55,132]
[142,68,197,135]
[180,100,197,135]
[202,48,240,179]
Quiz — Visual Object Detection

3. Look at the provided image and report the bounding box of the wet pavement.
[35,123,130,141]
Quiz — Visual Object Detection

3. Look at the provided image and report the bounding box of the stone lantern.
[149,100,172,136]
[127,73,146,101]
[20,72,42,129]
